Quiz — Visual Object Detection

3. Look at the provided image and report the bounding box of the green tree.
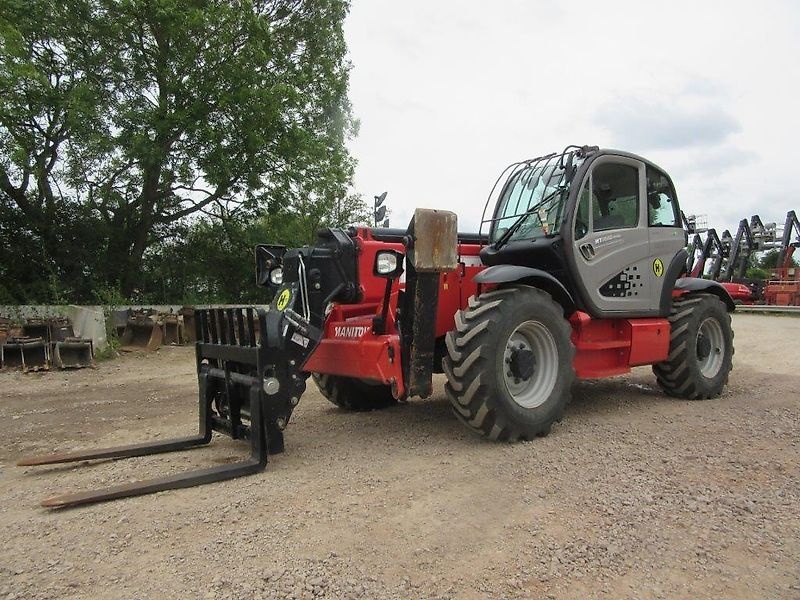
[744,249,799,280]
[1,0,360,300]
[136,191,370,304]
[758,249,799,270]
[0,0,110,301]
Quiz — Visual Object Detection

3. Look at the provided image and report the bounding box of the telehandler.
[20,145,735,507]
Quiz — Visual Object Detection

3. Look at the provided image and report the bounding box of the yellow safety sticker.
[653,258,665,277]
[276,289,291,311]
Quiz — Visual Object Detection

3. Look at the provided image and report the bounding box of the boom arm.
[721,219,755,281]
[689,228,725,279]
[777,210,800,271]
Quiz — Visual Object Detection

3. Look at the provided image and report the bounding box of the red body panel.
[303,229,485,395]
[303,227,674,395]
[302,294,406,395]
[765,249,800,305]
[353,231,405,304]
[435,243,483,337]
[764,280,800,306]
[570,312,670,378]
[720,282,755,304]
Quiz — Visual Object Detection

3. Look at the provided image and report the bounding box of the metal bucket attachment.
[21,316,75,343]
[113,309,132,339]
[1,337,49,371]
[53,338,94,369]
[162,314,184,345]
[45,317,75,343]
[179,307,196,343]
[0,318,21,346]
[21,318,51,341]
[120,311,164,352]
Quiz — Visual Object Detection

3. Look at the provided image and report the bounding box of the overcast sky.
[343,0,800,237]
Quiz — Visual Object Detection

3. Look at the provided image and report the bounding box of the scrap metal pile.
[0,316,94,372]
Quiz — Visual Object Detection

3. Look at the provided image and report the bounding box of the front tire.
[443,286,575,441]
[653,293,734,399]
[312,373,397,411]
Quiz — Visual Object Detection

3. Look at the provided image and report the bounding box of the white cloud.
[344,0,800,235]
[594,97,740,150]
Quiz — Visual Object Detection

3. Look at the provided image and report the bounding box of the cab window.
[590,163,639,231]
[647,166,679,227]
[574,180,590,240]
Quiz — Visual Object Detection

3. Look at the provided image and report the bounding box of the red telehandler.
[20,145,735,508]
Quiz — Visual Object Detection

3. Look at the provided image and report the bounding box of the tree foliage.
[757,249,798,270]
[744,249,799,280]
[0,0,365,303]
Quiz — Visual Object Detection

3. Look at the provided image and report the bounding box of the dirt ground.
[0,313,798,600]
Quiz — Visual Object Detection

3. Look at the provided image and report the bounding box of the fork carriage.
[19,307,311,508]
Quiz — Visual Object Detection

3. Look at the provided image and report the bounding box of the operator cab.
[480,146,687,318]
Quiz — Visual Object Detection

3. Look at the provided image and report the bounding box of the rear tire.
[443,286,575,441]
[653,293,734,399]
[312,373,397,411]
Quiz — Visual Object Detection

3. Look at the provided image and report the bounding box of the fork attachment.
[18,305,317,509]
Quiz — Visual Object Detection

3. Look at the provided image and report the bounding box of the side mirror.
[255,244,287,287]
[373,249,405,279]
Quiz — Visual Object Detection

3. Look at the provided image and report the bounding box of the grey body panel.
[474,264,564,286]
[473,265,576,314]
[563,150,686,318]
[659,249,690,313]
[675,277,736,312]
[649,226,688,305]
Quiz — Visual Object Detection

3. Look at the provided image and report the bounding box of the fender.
[658,248,689,315]
[674,277,736,312]
[474,265,576,314]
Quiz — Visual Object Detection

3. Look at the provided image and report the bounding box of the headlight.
[269,267,283,285]
[375,252,398,275]
[374,249,404,278]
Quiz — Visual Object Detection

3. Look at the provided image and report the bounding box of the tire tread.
[443,286,575,441]
[653,293,734,400]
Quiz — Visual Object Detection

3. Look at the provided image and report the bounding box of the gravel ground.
[0,313,798,599]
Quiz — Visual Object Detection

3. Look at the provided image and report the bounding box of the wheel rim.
[696,317,725,378]
[502,320,558,409]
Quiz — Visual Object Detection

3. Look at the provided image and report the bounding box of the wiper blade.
[492,186,564,250]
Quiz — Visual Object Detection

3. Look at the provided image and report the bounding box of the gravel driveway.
[0,313,798,599]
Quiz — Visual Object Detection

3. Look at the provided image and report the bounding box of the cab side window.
[590,163,639,231]
[646,166,679,227]
[574,180,591,240]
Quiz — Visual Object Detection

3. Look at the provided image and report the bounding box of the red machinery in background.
[685,212,800,306]
[765,210,800,306]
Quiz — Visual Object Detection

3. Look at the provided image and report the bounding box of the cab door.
[571,155,656,316]
[645,164,687,308]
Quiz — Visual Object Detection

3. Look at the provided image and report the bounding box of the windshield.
[489,160,573,243]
